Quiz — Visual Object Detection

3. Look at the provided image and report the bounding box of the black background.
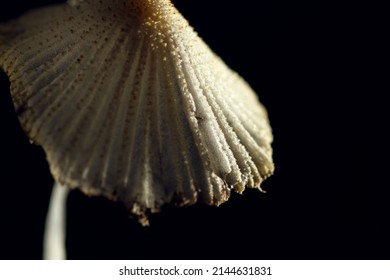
[0,1,387,260]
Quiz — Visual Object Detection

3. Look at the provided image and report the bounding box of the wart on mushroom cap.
[0,0,274,225]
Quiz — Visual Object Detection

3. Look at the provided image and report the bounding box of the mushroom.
[0,0,274,259]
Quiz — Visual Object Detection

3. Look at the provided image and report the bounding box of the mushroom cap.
[0,0,274,224]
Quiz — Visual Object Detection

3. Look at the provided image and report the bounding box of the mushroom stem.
[43,182,68,260]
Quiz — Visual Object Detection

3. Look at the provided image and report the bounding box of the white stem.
[43,182,69,260]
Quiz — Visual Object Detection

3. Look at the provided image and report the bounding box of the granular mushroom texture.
[0,0,274,225]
